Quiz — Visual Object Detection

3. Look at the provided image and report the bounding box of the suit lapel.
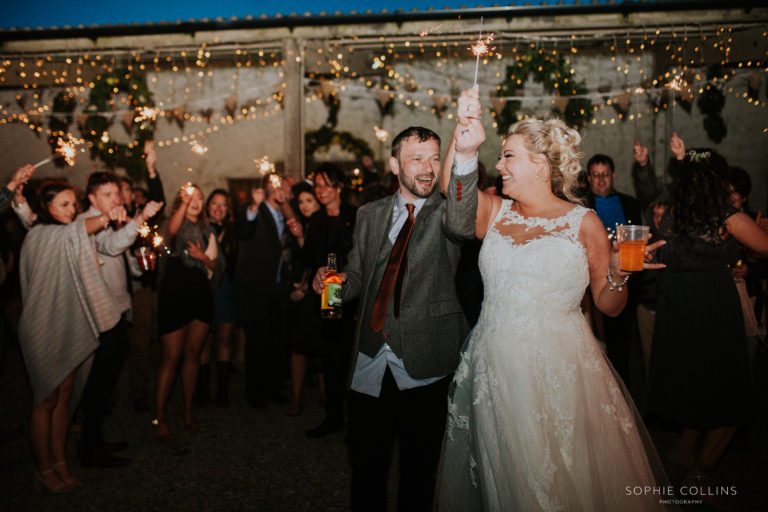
[368,195,396,267]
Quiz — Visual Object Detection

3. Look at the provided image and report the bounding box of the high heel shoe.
[34,468,73,494]
[151,418,176,441]
[53,461,82,487]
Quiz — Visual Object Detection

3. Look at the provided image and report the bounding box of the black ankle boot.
[195,364,211,405]
[216,361,231,407]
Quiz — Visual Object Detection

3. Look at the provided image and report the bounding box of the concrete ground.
[1,338,767,511]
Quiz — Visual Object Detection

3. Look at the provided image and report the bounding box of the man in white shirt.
[77,171,161,468]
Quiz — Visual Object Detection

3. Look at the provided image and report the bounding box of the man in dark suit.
[313,126,477,511]
[233,174,295,408]
[585,154,642,387]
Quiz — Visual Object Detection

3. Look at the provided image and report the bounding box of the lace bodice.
[479,200,589,319]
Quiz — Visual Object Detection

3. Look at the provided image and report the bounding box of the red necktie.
[369,203,415,334]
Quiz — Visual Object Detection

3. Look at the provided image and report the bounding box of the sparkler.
[190,142,208,155]
[183,182,196,196]
[255,156,275,175]
[269,174,283,189]
[667,74,684,129]
[418,24,443,37]
[33,137,78,168]
[374,126,389,142]
[135,106,160,123]
[470,18,494,87]
[152,233,164,248]
[138,223,151,238]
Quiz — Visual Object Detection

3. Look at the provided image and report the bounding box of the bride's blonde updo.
[507,118,584,204]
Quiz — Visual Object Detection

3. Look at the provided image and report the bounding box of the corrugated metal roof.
[0,1,758,42]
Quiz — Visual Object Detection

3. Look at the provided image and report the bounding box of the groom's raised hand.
[455,86,485,164]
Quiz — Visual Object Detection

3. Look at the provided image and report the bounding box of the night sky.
[0,0,593,29]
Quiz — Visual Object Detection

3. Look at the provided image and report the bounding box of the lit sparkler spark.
[135,106,159,122]
[33,137,79,168]
[152,234,164,248]
[374,126,389,142]
[269,174,283,189]
[138,223,151,238]
[418,24,443,37]
[469,17,494,87]
[667,74,684,92]
[183,182,195,196]
[255,156,275,175]
[100,131,110,143]
[190,142,208,155]
[634,87,645,95]
[470,34,494,59]
[57,138,77,166]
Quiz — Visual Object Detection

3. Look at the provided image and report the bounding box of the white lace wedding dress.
[438,200,667,511]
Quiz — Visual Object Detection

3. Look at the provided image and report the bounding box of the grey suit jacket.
[343,167,478,379]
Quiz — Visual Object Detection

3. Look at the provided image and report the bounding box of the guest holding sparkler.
[196,189,239,407]
[154,184,220,439]
[77,172,162,468]
[650,147,768,497]
[1,164,35,209]
[18,181,126,493]
[232,173,295,409]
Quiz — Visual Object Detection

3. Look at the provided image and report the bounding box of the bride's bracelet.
[606,269,630,292]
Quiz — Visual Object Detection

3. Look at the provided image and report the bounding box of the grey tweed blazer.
[343,167,478,380]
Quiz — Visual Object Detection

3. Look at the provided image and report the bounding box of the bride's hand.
[608,237,666,277]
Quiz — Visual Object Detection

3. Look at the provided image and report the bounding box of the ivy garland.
[305,90,373,169]
[696,65,727,143]
[47,92,76,167]
[496,49,594,135]
[81,69,156,179]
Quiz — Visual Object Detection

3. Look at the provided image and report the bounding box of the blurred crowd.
[0,128,766,505]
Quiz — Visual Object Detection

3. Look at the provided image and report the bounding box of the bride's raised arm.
[441,86,500,239]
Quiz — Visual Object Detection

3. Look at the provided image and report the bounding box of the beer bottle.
[321,253,343,319]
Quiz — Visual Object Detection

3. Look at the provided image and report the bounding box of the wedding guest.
[77,172,161,468]
[197,189,239,407]
[232,174,295,409]
[154,184,219,439]
[19,182,125,492]
[126,143,166,413]
[301,164,357,438]
[285,182,322,416]
[651,148,768,494]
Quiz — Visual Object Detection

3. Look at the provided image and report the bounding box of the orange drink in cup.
[616,225,649,272]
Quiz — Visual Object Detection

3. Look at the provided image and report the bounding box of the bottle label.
[327,283,342,307]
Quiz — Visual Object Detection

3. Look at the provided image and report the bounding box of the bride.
[437,87,669,511]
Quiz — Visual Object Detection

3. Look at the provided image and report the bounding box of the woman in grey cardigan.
[19,182,126,493]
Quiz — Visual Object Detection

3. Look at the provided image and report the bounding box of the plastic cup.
[616,224,649,272]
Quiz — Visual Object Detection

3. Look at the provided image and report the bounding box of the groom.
[313,126,478,511]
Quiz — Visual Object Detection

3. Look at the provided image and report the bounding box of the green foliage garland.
[81,69,155,179]
[305,90,373,169]
[696,65,727,143]
[496,49,593,135]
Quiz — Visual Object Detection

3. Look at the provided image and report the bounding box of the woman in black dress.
[650,149,768,483]
[300,164,358,437]
[285,182,322,415]
[155,185,219,439]
[196,189,239,406]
